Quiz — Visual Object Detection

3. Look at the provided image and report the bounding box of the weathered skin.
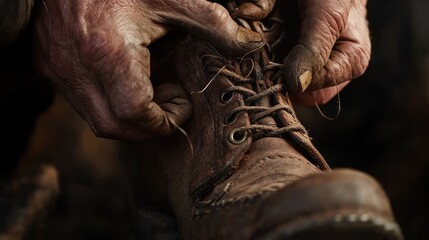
[26,0,370,139]
[0,0,34,48]
[231,0,371,105]
[33,0,264,140]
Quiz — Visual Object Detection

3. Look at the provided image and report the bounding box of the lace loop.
[245,84,284,104]
[201,49,308,141]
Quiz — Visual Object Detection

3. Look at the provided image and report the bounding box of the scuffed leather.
[151,20,329,238]
[145,33,399,240]
[139,3,399,239]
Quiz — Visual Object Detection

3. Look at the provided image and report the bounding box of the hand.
[33,0,263,139]
[230,0,371,105]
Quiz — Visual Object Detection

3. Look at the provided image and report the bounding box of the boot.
[144,17,403,240]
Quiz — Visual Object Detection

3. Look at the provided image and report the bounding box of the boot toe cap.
[253,169,402,239]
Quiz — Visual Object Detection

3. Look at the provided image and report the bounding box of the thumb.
[160,0,264,55]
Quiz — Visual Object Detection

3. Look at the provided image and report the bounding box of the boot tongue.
[253,73,277,127]
[239,52,278,129]
[252,88,278,128]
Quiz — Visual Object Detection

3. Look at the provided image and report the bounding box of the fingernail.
[299,70,312,93]
[236,27,263,46]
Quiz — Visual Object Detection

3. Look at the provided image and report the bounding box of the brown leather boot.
[145,19,403,240]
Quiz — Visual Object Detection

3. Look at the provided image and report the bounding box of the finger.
[153,83,193,129]
[283,0,352,94]
[308,3,371,91]
[308,39,370,91]
[230,0,277,21]
[64,84,150,140]
[292,81,350,106]
[79,32,191,136]
[159,0,263,55]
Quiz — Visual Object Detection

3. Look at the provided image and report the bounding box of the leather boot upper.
[155,19,331,238]
[144,15,401,240]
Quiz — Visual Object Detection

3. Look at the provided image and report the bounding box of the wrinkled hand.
[231,0,371,105]
[34,0,263,139]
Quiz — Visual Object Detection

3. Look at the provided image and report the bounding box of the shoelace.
[201,50,309,144]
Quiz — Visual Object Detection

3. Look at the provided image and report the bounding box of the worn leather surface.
[174,36,326,196]
[254,169,395,234]
[139,3,401,240]
[145,18,332,238]
[139,15,404,239]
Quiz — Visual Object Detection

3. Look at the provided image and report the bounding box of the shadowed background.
[1,0,427,239]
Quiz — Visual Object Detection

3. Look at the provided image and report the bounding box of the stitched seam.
[193,155,319,218]
[193,188,276,218]
[202,154,317,203]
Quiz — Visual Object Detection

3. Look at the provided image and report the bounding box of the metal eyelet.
[220,91,234,104]
[224,112,237,125]
[229,129,248,144]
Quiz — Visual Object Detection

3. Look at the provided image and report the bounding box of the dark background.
[1,0,428,239]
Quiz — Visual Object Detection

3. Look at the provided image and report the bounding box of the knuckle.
[353,46,370,77]
[85,107,132,139]
[325,9,347,37]
[78,32,119,64]
[321,0,350,35]
[90,123,118,138]
[336,52,353,82]
[312,21,337,63]
[48,55,75,84]
[207,2,230,27]
[257,0,275,12]
[112,73,154,121]
[91,122,145,140]
[83,105,124,139]
[114,97,151,122]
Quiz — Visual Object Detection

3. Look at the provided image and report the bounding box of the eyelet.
[224,112,238,125]
[229,129,248,144]
[220,91,234,103]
